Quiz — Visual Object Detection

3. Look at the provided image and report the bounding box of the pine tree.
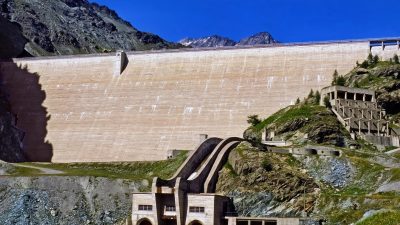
[394,54,399,64]
[315,91,321,105]
[331,70,339,85]
[308,89,314,98]
[336,76,346,86]
[367,53,374,65]
[373,55,379,65]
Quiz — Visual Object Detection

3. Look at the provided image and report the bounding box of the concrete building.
[1,38,399,162]
[321,85,398,147]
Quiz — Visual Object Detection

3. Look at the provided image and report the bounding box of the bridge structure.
[0,38,399,162]
[131,137,313,225]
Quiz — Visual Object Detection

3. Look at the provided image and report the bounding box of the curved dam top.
[1,38,399,162]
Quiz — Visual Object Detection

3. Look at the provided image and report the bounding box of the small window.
[138,205,153,211]
[189,206,205,213]
[165,206,176,211]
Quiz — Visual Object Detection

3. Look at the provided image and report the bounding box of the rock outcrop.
[236,32,278,46]
[0,176,143,225]
[0,0,182,56]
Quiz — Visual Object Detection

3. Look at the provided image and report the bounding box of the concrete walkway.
[386,148,400,155]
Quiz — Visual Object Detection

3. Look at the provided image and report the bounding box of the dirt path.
[13,164,64,175]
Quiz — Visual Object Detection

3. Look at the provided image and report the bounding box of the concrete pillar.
[344,92,348,100]
[382,41,385,50]
[378,122,380,136]
[354,93,357,101]
[248,220,251,225]
[114,50,129,76]
[397,40,399,49]
[199,134,208,144]
[262,221,265,225]
[358,120,361,135]
[363,94,366,101]
[368,121,371,134]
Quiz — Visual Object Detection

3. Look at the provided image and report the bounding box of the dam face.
[0,40,398,162]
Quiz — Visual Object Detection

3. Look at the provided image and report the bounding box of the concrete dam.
[0,38,399,162]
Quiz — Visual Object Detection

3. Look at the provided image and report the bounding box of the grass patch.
[390,168,400,182]
[8,166,42,176]
[17,151,188,181]
[356,210,400,225]
[255,104,326,132]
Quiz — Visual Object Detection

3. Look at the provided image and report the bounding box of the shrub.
[394,54,399,64]
[323,96,331,108]
[336,75,346,86]
[295,98,300,105]
[247,115,261,126]
[360,60,369,69]
[261,158,273,171]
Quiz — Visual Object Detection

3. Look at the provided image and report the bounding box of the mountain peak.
[179,35,236,48]
[179,32,278,48]
[236,32,278,46]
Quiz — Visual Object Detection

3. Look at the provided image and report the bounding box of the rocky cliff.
[0,85,26,162]
[0,15,28,58]
[0,0,183,56]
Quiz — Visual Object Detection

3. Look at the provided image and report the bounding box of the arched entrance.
[188,220,203,225]
[137,218,152,225]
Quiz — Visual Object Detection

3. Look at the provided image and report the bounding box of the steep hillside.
[0,0,183,56]
[179,32,278,48]
[216,141,400,224]
[341,55,400,125]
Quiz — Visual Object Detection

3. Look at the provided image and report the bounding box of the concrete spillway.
[0,39,399,162]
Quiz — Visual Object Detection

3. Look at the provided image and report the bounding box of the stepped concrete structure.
[0,38,400,162]
[321,85,399,147]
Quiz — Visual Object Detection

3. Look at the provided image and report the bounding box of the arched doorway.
[188,220,203,225]
[137,218,152,225]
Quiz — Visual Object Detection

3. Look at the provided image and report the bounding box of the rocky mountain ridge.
[0,0,183,57]
[179,32,278,48]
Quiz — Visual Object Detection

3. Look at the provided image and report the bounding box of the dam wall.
[1,39,399,162]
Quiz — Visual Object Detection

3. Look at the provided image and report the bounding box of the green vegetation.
[331,69,346,86]
[356,210,400,225]
[14,151,188,181]
[247,114,262,126]
[7,165,42,176]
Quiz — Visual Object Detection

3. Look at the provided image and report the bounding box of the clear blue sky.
[91,0,400,43]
